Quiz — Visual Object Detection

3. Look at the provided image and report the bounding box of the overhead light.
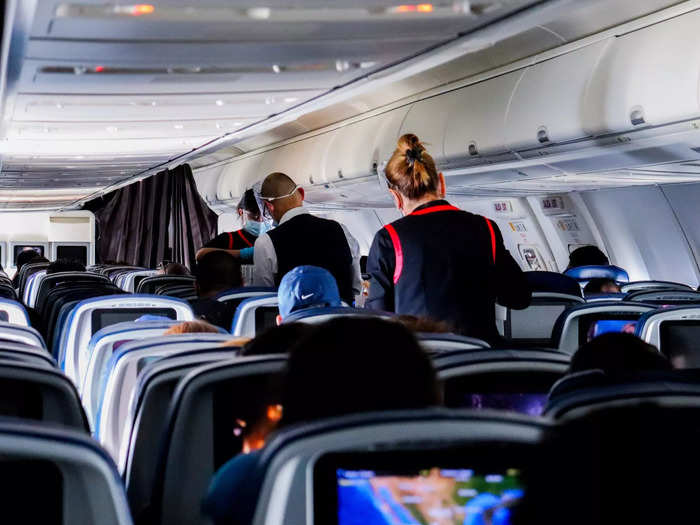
[390,3,435,13]
[119,4,155,16]
[272,64,281,74]
[105,126,118,133]
[284,97,298,103]
[247,7,271,19]
[174,124,184,130]
[265,97,276,105]
[215,100,224,106]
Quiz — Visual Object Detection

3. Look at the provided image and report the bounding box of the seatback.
[0,298,30,326]
[231,294,279,336]
[57,294,194,385]
[120,270,158,292]
[95,334,236,458]
[81,320,182,426]
[215,286,277,313]
[545,369,700,419]
[635,306,700,366]
[525,271,582,297]
[249,410,547,525]
[417,333,490,353]
[620,280,692,293]
[24,269,47,307]
[35,272,111,314]
[0,361,87,431]
[624,289,700,305]
[501,292,584,346]
[154,284,197,301]
[155,355,287,525]
[123,350,237,515]
[283,306,392,325]
[17,261,49,299]
[434,348,570,415]
[0,342,56,368]
[585,293,625,302]
[136,275,195,295]
[0,322,45,348]
[552,301,656,354]
[564,264,630,285]
[0,421,132,524]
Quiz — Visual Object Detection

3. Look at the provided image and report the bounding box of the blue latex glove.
[240,247,254,262]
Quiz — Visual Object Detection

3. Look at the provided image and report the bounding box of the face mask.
[244,220,271,236]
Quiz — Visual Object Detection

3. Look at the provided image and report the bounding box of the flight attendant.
[366,133,531,343]
[196,189,267,262]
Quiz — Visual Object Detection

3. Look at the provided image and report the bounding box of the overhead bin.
[325,106,411,183]
[583,10,700,135]
[216,154,262,201]
[399,97,450,162]
[505,40,610,151]
[443,71,523,164]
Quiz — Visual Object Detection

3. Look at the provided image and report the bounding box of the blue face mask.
[244,220,270,237]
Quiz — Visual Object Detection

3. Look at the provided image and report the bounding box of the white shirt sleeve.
[340,224,363,296]
[252,233,278,287]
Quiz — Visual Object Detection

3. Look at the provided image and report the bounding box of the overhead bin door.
[505,40,611,152]
[583,9,700,135]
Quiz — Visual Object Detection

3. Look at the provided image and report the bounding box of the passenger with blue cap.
[276,265,342,324]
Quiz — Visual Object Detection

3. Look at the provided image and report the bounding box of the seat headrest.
[525,271,582,297]
[564,265,629,283]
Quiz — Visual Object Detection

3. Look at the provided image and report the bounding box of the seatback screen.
[91,308,177,335]
[335,467,523,525]
[579,314,641,344]
[13,245,44,264]
[660,321,700,368]
[254,306,279,334]
[56,245,88,265]
[0,311,9,323]
[507,304,566,340]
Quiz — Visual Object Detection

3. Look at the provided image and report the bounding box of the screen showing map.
[336,467,523,525]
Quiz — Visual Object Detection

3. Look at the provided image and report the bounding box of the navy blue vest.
[267,213,354,304]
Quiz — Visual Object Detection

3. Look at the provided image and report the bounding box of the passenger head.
[46,258,85,275]
[240,323,315,356]
[193,251,243,298]
[583,278,621,295]
[237,188,262,222]
[277,266,342,323]
[569,333,670,375]
[397,314,452,334]
[281,317,439,426]
[15,249,42,272]
[158,262,190,276]
[258,172,303,223]
[384,133,446,213]
[163,320,221,335]
[567,245,609,270]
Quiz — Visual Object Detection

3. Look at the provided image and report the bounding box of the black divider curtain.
[83,164,217,269]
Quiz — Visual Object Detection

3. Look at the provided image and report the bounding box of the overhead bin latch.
[537,126,550,144]
[468,142,479,156]
[630,106,646,126]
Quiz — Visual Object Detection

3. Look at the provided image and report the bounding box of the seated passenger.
[12,250,44,287]
[583,277,621,296]
[566,245,609,271]
[157,262,190,276]
[163,320,220,335]
[45,258,85,275]
[202,317,439,525]
[190,251,243,331]
[276,265,342,324]
[568,333,670,375]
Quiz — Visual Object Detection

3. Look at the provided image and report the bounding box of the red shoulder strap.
[227,232,234,250]
[485,218,496,264]
[237,229,253,248]
[409,204,460,216]
[383,224,404,285]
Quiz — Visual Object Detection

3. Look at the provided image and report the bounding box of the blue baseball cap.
[278,266,341,318]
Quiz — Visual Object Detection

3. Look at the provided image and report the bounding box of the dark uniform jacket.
[366,200,531,342]
[204,229,257,250]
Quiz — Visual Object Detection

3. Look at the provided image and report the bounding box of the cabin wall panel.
[580,186,700,287]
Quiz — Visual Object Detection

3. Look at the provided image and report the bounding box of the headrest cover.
[564,265,629,283]
[525,271,582,297]
[278,266,341,318]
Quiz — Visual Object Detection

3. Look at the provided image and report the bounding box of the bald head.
[260,172,304,222]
